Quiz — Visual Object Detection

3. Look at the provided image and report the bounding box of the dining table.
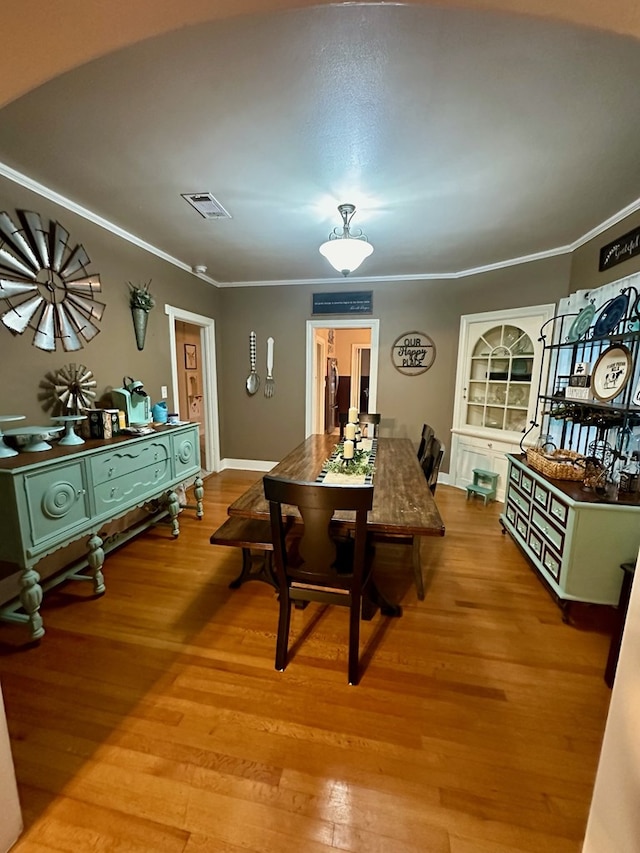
[226,434,446,611]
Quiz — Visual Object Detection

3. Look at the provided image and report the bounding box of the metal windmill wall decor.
[0,209,104,352]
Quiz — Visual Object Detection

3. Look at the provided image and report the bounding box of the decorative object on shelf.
[184,343,197,370]
[52,414,87,445]
[128,280,154,350]
[0,209,104,352]
[319,204,374,276]
[591,344,632,402]
[246,331,259,395]
[39,363,97,416]
[583,457,608,494]
[112,377,151,426]
[391,331,436,375]
[566,303,595,343]
[0,414,26,458]
[593,293,629,337]
[4,425,64,452]
[265,336,275,397]
[152,401,168,423]
[525,447,585,481]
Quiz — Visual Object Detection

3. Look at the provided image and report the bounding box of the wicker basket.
[526,448,585,481]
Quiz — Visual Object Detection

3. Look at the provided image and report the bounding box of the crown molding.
[2,159,640,288]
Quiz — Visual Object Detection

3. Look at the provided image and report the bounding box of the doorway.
[165,304,220,473]
[305,319,380,437]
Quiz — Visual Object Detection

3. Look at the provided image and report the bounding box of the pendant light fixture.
[319,203,374,276]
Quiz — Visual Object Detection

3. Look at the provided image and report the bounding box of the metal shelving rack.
[523,284,640,485]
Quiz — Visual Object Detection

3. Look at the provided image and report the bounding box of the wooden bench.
[209,516,275,588]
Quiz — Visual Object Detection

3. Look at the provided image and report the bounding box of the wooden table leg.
[412,536,425,600]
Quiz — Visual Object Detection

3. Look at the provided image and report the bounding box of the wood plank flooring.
[0,472,614,852]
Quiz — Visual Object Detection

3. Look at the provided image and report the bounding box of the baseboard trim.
[219,458,277,472]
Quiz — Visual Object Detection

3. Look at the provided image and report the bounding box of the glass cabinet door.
[466,324,534,433]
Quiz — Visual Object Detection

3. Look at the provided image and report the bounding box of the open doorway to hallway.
[305,319,380,437]
[165,304,220,474]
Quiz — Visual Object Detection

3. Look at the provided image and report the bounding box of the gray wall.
[1,174,578,472]
[0,177,220,422]
[218,257,571,467]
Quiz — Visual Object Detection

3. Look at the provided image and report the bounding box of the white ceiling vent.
[181,192,231,220]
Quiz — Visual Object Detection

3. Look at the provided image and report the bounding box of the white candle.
[345,422,356,440]
[343,439,354,459]
[348,407,358,423]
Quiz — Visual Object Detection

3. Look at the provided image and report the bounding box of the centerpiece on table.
[324,443,375,477]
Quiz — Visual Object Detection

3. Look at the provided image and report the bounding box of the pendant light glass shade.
[319,204,374,276]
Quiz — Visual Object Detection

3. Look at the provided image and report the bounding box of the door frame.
[350,344,371,411]
[312,329,327,434]
[164,304,220,472]
[305,318,379,437]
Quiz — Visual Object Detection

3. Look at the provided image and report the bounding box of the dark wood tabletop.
[228,434,445,537]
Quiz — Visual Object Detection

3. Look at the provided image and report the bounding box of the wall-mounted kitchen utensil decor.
[265,336,275,397]
[0,209,104,352]
[246,331,260,395]
[391,331,436,375]
[39,363,97,416]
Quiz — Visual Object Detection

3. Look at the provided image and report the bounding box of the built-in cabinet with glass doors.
[450,304,556,501]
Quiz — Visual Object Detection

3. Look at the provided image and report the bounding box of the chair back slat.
[417,423,435,462]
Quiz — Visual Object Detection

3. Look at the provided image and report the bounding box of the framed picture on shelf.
[184,343,197,370]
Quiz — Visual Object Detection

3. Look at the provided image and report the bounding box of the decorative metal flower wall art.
[0,209,104,352]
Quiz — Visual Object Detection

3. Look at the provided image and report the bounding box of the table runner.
[317,438,376,485]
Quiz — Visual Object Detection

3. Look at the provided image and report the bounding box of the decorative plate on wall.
[0,209,104,352]
[566,303,595,343]
[591,344,632,402]
[593,293,629,338]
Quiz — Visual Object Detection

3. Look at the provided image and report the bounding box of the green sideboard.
[0,423,203,640]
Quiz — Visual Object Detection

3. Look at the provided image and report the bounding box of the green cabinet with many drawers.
[501,454,640,614]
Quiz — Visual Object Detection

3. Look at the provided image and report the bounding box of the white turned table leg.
[87,533,106,594]
[166,489,180,537]
[19,566,45,641]
[194,475,204,519]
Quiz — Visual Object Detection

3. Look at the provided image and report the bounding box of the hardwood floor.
[0,473,614,852]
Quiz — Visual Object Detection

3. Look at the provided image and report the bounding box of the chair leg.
[348,595,361,686]
[275,596,291,672]
[412,536,425,600]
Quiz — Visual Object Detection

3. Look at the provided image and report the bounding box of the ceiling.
[2,4,640,286]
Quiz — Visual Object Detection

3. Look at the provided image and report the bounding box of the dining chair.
[263,474,375,685]
[338,411,349,439]
[421,437,445,494]
[358,412,381,438]
[417,423,435,462]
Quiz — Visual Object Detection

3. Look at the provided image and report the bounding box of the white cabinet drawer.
[533,482,548,509]
[520,470,533,495]
[549,495,568,525]
[509,487,530,516]
[531,508,564,553]
[541,546,561,581]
